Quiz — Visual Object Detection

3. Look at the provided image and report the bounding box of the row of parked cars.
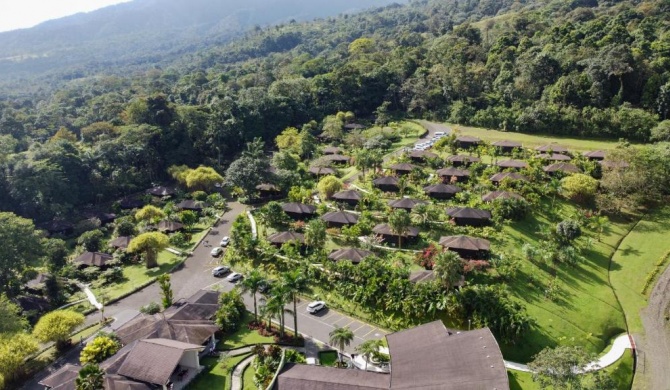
[413,131,446,151]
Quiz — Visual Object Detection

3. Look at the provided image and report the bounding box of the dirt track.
[636,265,670,389]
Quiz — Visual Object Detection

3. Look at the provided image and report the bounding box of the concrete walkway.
[231,354,255,390]
[505,334,633,373]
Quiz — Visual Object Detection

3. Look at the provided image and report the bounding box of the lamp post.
[468,318,471,331]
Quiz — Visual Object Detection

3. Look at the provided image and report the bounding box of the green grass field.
[610,207,670,332]
[242,359,257,390]
[188,354,251,390]
[216,313,275,350]
[444,122,622,151]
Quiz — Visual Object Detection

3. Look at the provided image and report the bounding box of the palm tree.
[262,288,287,337]
[433,251,463,289]
[240,269,266,324]
[280,270,308,343]
[329,326,354,366]
[75,364,104,390]
[356,339,383,371]
[589,215,609,242]
[388,209,411,249]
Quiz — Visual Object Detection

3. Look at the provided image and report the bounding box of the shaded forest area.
[1,0,670,221]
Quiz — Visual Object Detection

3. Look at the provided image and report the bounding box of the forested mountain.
[0,0,405,80]
[1,0,670,222]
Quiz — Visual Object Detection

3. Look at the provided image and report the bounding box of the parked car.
[212,266,230,277]
[435,131,446,136]
[220,236,230,247]
[210,247,223,257]
[306,301,326,314]
[227,272,243,283]
[259,280,274,295]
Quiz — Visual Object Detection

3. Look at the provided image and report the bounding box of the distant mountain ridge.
[0,0,405,80]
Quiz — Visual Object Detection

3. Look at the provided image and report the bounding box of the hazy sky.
[0,0,132,32]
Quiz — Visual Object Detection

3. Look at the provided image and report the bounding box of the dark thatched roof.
[146,186,176,197]
[489,172,529,183]
[436,167,470,178]
[117,339,203,385]
[278,364,390,390]
[25,273,51,289]
[74,252,113,267]
[389,163,419,172]
[372,223,419,237]
[456,135,481,143]
[535,144,569,153]
[176,199,208,211]
[157,220,184,233]
[282,202,317,215]
[446,207,492,220]
[323,154,351,163]
[386,321,508,390]
[439,235,491,251]
[538,152,571,161]
[110,236,133,249]
[543,162,580,173]
[256,183,280,192]
[119,197,144,210]
[387,198,427,210]
[15,295,50,312]
[482,191,524,202]
[308,166,336,175]
[321,211,359,225]
[332,189,363,201]
[447,155,481,164]
[423,183,462,194]
[583,150,607,159]
[267,231,305,244]
[323,146,342,155]
[328,248,375,263]
[372,176,400,186]
[492,140,522,148]
[496,159,529,169]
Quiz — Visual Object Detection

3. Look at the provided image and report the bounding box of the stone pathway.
[231,354,255,390]
[505,333,633,373]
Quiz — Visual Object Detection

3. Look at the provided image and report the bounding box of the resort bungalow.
[176,199,208,212]
[492,140,522,154]
[146,186,176,197]
[482,191,524,203]
[110,236,133,250]
[543,162,580,175]
[409,150,439,163]
[331,189,363,207]
[446,154,481,167]
[321,210,359,228]
[256,183,282,198]
[327,247,375,264]
[538,153,571,162]
[439,235,491,259]
[373,176,400,192]
[535,143,569,154]
[158,220,184,233]
[308,166,336,176]
[489,172,529,185]
[387,198,427,212]
[423,183,461,200]
[324,154,351,165]
[389,163,419,176]
[119,196,144,210]
[455,135,481,149]
[446,207,492,227]
[583,150,606,161]
[436,167,470,183]
[282,202,317,220]
[74,252,113,268]
[372,223,420,246]
[323,146,342,155]
[267,231,305,248]
[496,159,529,170]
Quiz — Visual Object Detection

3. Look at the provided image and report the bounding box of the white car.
[306,301,326,314]
[220,236,230,247]
[227,272,243,283]
[210,247,223,257]
[435,131,446,136]
[212,266,230,277]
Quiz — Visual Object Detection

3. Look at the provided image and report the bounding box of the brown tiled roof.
[535,144,569,153]
[176,199,208,211]
[323,154,351,163]
[387,198,427,210]
[496,159,528,169]
[543,162,580,173]
[74,251,113,267]
[456,135,481,143]
[537,153,571,161]
[446,207,492,220]
[321,211,359,225]
[282,202,317,215]
[436,167,470,178]
[439,235,491,251]
[39,363,80,389]
[332,189,363,201]
[323,146,342,155]
[583,150,607,159]
[489,172,529,183]
[157,220,184,232]
[373,176,400,186]
[110,236,133,249]
[267,231,305,244]
[447,155,481,164]
[386,321,509,389]
[389,163,419,172]
[115,314,219,345]
[26,273,51,289]
[277,363,390,390]
[372,223,419,237]
[165,302,219,321]
[186,289,221,305]
[423,183,461,194]
[482,191,524,202]
[308,166,337,175]
[117,339,203,385]
[327,248,375,263]
[119,197,144,209]
[492,140,522,148]
[104,375,152,390]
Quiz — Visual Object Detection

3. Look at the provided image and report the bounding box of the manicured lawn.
[441,122,623,151]
[610,207,670,333]
[498,199,630,362]
[318,350,339,367]
[188,354,250,390]
[242,358,257,390]
[216,313,275,350]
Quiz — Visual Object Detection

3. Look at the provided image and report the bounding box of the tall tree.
[356,339,383,371]
[33,310,85,351]
[240,270,266,323]
[0,333,38,386]
[388,209,412,249]
[528,346,594,390]
[433,251,463,289]
[280,270,308,343]
[127,232,169,268]
[304,219,327,254]
[134,205,165,224]
[329,326,354,366]
[157,274,173,309]
[0,294,27,333]
[75,364,105,390]
[0,212,44,295]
